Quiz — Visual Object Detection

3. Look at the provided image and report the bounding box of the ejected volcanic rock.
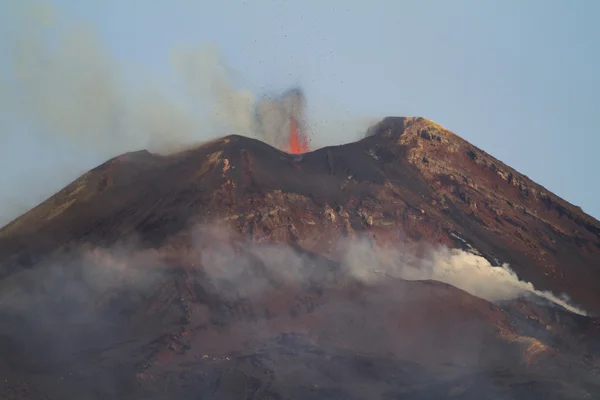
[0,117,599,399]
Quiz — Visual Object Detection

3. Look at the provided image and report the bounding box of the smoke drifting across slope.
[0,224,586,340]
[193,226,588,315]
[0,224,587,365]
[340,241,587,315]
[0,222,592,399]
[28,224,592,315]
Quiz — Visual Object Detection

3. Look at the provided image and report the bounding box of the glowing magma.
[288,116,309,154]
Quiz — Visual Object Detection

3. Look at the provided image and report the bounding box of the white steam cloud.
[0,223,587,393]
[2,225,585,322]
[0,222,592,398]
[341,241,587,315]
[191,226,587,315]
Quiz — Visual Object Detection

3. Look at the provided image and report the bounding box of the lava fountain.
[255,87,310,154]
[288,115,309,154]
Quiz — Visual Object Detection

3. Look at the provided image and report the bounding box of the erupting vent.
[288,116,309,154]
[255,87,310,154]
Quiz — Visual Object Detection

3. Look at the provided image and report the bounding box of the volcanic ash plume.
[254,88,310,154]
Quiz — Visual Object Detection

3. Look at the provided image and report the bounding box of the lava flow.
[288,115,309,154]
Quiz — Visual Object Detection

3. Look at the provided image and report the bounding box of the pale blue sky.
[1,0,599,224]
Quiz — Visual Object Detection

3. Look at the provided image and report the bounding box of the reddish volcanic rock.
[0,117,599,399]
[2,116,598,312]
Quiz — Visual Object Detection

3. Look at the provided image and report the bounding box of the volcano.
[0,117,599,399]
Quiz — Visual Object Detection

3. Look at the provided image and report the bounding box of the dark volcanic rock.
[0,116,599,399]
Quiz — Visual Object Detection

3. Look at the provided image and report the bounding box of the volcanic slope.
[0,117,599,399]
[2,117,600,311]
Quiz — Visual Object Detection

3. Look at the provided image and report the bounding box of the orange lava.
[288,116,309,154]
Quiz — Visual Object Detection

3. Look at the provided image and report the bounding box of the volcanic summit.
[0,116,599,399]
